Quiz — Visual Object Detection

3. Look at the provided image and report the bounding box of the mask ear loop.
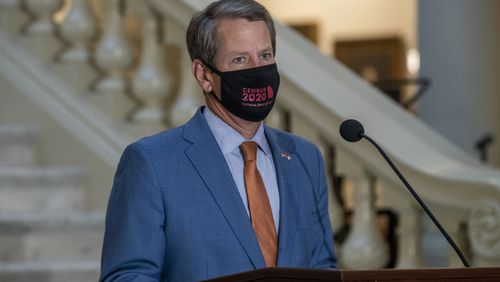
[199,60,224,103]
[201,60,223,76]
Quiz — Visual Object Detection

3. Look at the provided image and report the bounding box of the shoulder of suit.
[265,126,320,153]
[127,126,186,154]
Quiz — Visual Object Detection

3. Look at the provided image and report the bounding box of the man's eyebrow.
[227,47,273,57]
[228,51,250,56]
[260,47,273,52]
[259,47,273,54]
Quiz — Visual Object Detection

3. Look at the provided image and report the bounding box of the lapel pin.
[281,152,291,160]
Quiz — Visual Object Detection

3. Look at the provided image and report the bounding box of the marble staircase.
[0,124,103,282]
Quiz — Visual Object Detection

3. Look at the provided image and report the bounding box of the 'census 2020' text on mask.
[207,63,280,122]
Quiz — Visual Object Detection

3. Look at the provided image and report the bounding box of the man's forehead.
[216,18,271,42]
[216,18,268,31]
[213,18,273,63]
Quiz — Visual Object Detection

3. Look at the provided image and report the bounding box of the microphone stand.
[360,133,471,268]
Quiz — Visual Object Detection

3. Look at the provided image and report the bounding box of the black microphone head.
[340,119,365,142]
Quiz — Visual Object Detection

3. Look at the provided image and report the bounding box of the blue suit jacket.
[100,107,337,282]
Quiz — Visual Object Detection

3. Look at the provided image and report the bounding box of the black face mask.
[206,63,280,122]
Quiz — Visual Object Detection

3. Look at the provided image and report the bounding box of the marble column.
[417,0,500,167]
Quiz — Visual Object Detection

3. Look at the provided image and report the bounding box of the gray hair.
[186,0,276,68]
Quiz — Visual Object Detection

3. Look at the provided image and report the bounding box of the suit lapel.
[265,127,298,266]
[183,109,265,269]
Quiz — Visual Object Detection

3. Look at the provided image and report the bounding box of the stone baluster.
[378,178,424,268]
[325,144,345,235]
[169,52,202,127]
[24,0,62,34]
[21,0,63,61]
[58,0,97,63]
[130,13,172,134]
[315,139,344,235]
[94,0,132,94]
[0,0,27,34]
[468,199,500,266]
[54,0,97,92]
[395,205,424,268]
[340,173,389,269]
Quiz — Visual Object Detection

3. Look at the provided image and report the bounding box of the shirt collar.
[203,107,272,157]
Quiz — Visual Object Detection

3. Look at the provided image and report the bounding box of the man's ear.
[192,59,214,93]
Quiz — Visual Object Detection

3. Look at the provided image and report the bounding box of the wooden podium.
[203,267,500,282]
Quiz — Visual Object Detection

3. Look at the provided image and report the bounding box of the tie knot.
[240,141,258,162]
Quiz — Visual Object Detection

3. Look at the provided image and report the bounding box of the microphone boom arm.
[360,133,471,268]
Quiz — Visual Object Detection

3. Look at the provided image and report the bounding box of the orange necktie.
[240,141,277,267]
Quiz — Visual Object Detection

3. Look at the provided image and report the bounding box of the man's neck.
[205,95,260,139]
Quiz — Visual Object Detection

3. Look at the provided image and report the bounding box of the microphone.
[339,119,470,268]
[339,119,364,142]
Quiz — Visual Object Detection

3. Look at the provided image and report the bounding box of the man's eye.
[232,57,246,64]
[260,53,272,60]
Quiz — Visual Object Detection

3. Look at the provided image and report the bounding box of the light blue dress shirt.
[203,107,280,231]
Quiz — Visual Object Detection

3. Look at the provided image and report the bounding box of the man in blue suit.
[100,0,337,281]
